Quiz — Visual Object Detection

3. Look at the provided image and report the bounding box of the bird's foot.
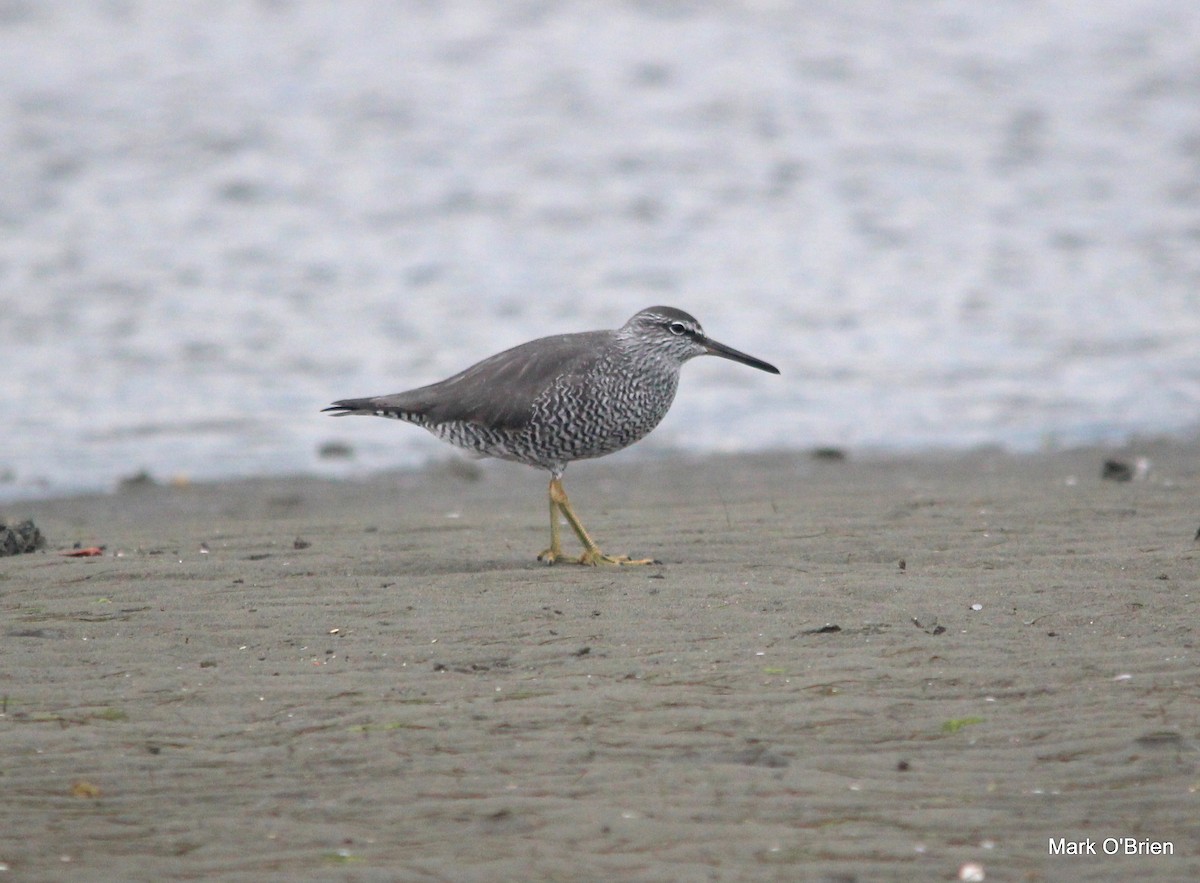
[576,549,659,566]
[537,546,566,565]
[538,547,658,566]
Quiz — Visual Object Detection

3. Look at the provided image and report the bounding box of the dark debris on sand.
[0,519,45,556]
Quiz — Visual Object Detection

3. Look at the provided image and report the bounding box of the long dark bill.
[702,337,780,374]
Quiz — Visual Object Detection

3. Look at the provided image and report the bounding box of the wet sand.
[2,442,1198,881]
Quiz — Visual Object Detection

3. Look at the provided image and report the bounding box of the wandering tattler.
[324,306,779,565]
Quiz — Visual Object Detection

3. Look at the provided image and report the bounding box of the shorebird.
[324,306,779,565]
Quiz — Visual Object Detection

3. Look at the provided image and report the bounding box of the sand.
[2,442,1198,882]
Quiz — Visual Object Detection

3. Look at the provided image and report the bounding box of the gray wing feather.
[328,330,610,430]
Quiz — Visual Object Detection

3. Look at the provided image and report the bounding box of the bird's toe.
[578,550,658,567]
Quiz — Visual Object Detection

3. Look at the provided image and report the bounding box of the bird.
[323,306,779,565]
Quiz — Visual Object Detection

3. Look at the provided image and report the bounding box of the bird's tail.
[321,397,380,416]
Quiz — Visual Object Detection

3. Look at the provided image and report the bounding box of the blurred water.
[2,0,1199,501]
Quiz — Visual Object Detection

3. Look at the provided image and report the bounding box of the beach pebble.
[958,862,986,881]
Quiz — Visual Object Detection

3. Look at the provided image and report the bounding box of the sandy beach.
[2,441,1198,881]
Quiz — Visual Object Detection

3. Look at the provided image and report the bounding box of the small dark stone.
[317,441,355,460]
[1101,459,1133,481]
[117,470,158,492]
[801,623,842,635]
[811,446,847,461]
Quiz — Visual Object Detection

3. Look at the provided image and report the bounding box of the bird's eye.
[668,321,687,336]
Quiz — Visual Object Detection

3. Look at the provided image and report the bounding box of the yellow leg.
[538,485,566,563]
[537,476,656,566]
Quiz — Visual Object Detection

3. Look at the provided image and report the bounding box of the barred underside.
[393,347,683,473]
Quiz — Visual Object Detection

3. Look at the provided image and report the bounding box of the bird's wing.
[348,330,610,430]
